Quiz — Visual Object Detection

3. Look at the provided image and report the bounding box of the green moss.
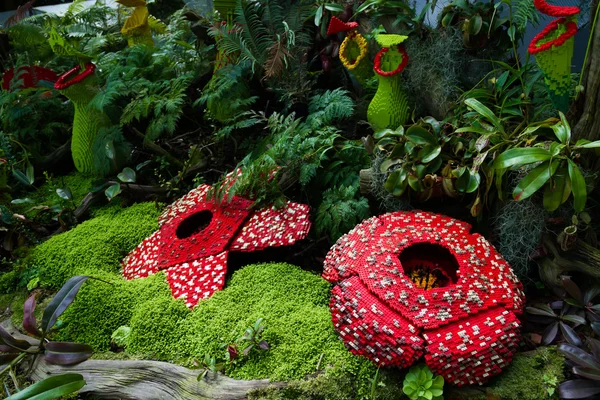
[174,263,355,381]
[127,289,190,360]
[485,346,564,400]
[25,204,394,398]
[55,273,174,351]
[446,346,565,400]
[29,202,161,288]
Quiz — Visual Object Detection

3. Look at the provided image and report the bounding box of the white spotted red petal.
[165,251,229,308]
[230,202,311,252]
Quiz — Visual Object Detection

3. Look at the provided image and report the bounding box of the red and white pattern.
[122,182,311,308]
[324,211,525,386]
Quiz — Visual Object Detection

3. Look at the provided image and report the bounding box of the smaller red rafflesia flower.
[122,172,311,308]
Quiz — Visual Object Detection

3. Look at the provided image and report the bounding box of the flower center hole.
[176,210,213,239]
[399,243,459,290]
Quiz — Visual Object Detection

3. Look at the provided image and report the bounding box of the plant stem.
[0,353,27,377]
[8,368,19,392]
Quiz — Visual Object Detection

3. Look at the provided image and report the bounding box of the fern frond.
[514,0,540,32]
[264,34,292,78]
[234,0,272,69]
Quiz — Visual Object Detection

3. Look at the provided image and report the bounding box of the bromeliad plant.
[558,339,600,399]
[526,277,599,347]
[0,276,93,398]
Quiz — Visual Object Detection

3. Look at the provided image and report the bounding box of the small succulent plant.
[402,364,444,400]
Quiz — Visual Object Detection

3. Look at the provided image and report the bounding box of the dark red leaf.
[42,276,89,334]
[257,340,270,351]
[23,294,42,338]
[562,314,586,325]
[527,304,557,317]
[0,353,18,366]
[542,322,559,345]
[44,342,93,366]
[559,343,600,370]
[559,379,600,399]
[560,321,583,347]
[0,344,20,353]
[562,277,584,305]
[590,338,600,361]
[0,324,32,351]
[573,367,600,381]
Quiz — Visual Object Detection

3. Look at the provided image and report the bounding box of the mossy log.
[29,358,283,400]
[3,320,283,400]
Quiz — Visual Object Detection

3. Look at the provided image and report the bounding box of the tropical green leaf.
[384,170,408,197]
[406,126,437,146]
[567,159,587,212]
[492,147,551,169]
[464,98,503,132]
[513,159,559,201]
[543,165,571,211]
[6,374,85,400]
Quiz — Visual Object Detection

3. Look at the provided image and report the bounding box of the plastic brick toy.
[54,63,111,175]
[367,34,410,131]
[1,66,58,91]
[323,211,525,386]
[122,179,311,308]
[328,17,372,86]
[528,0,580,113]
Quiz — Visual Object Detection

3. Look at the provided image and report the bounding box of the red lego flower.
[2,66,58,91]
[326,16,358,36]
[323,211,525,386]
[122,182,311,308]
[54,63,96,91]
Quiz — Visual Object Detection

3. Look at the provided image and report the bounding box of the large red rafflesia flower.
[323,211,525,386]
[122,183,311,308]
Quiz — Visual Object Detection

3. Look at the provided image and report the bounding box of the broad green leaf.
[418,145,441,163]
[11,198,34,204]
[492,147,552,169]
[507,25,516,41]
[6,374,85,400]
[324,3,344,11]
[406,126,437,146]
[314,5,323,26]
[464,98,503,132]
[551,118,570,144]
[26,162,35,184]
[558,112,571,143]
[456,169,480,193]
[105,183,121,200]
[105,140,116,161]
[12,170,31,186]
[117,167,136,183]
[575,140,600,149]
[568,159,587,212]
[384,170,408,197]
[513,159,559,201]
[469,14,483,34]
[543,166,571,211]
[56,188,73,201]
[455,126,490,135]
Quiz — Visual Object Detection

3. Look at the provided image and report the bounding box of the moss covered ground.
[11,200,566,399]
[22,201,394,398]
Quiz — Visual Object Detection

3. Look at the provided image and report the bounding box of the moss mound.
[25,204,381,396]
[30,201,161,288]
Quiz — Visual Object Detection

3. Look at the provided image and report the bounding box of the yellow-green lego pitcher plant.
[367,34,410,131]
[54,63,111,175]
